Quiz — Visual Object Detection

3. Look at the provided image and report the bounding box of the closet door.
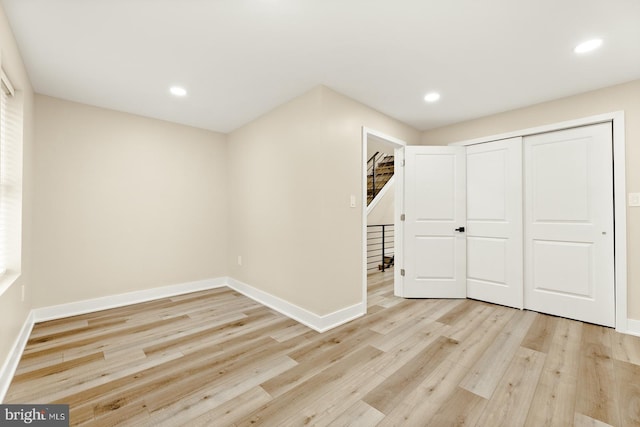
[524,123,615,327]
[466,138,523,308]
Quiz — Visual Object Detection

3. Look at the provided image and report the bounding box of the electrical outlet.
[237,255,242,266]
[629,193,640,207]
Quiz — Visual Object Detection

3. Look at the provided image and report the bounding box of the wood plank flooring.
[5,271,640,426]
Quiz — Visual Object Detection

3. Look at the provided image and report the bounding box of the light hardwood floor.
[6,272,640,426]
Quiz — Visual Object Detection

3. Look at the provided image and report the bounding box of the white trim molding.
[0,311,34,402]
[1,275,367,401]
[448,112,623,147]
[31,276,365,332]
[362,127,407,306]
[2,278,226,402]
[32,278,227,323]
[226,277,365,333]
[627,319,640,337]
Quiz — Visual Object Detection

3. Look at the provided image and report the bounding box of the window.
[0,68,23,292]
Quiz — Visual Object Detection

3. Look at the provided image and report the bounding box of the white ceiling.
[2,0,639,133]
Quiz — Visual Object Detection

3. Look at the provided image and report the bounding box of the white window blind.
[0,68,22,281]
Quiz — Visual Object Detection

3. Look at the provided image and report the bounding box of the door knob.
[455,227,465,233]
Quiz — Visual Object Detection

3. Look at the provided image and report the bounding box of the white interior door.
[466,138,523,308]
[403,146,466,298]
[524,123,615,327]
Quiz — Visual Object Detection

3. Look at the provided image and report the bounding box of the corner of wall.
[0,0,36,404]
[226,277,365,332]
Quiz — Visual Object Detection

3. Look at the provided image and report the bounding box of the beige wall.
[367,135,395,159]
[422,79,640,319]
[32,96,228,307]
[0,6,35,380]
[228,85,419,315]
[367,185,395,226]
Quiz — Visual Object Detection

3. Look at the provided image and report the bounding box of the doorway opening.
[361,128,406,307]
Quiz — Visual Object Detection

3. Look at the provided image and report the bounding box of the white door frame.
[362,127,406,307]
[449,111,628,334]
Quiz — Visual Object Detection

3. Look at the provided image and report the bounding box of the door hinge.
[400,269,405,276]
[401,159,405,167]
[400,214,405,221]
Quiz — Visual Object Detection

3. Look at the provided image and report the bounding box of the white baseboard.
[1,275,365,402]
[0,310,34,403]
[32,278,227,323]
[627,319,640,337]
[226,277,365,333]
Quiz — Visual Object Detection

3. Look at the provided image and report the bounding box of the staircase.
[367,152,394,205]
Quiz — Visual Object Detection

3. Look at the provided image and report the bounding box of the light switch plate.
[629,193,640,207]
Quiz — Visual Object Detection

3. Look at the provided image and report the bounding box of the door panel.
[415,237,456,278]
[467,148,507,220]
[524,123,614,327]
[532,240,592,296]
[414,154,457,220]
[467,237,507,284]
[403,146,466,298]
[466,138,523,308]
[530,138,590,222]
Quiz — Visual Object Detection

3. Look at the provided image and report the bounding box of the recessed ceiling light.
[574,38,603,54]
[170,86,187,97]
[424,92,441,103]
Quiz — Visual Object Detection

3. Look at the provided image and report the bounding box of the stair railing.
[366,224,395,273]
[367,152,395,206]
[367,151,380,201]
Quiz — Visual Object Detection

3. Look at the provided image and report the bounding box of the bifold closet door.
[466,138,523,309]
[524,123,615,327]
